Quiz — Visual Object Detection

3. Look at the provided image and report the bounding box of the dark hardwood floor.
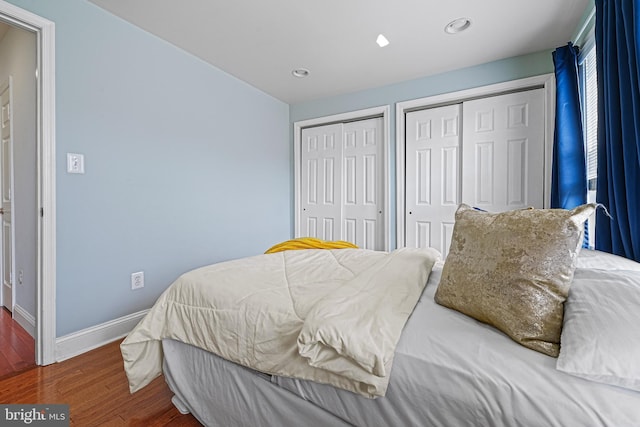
[0,307,36,379]
[0,339,202,426]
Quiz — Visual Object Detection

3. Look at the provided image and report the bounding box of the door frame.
[395,74,555,248]
[293,105,390,251]
[0,0,56,365]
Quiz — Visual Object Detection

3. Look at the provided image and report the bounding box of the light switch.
[67,153,85,174]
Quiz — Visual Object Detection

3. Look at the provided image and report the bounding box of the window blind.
[581,45,598,188]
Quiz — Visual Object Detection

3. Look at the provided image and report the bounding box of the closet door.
[300,118,385,250]
[342,118,384,250]
[300,124,343,240]
[405,104,461,256]
[462,89,545,211]
[404,88,546,255]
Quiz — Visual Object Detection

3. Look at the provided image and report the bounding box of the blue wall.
[7,0,291,336]
[290,50,555,246]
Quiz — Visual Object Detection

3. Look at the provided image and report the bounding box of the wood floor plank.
[0,307,35,378]
[7,329,35,354]
[0,340,201,426]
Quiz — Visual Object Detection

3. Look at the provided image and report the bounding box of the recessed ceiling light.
[292,68,310,78]
[376,34,390,48]
[445,18,471,34]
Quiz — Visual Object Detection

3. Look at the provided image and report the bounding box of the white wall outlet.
[18,270,23,285]
[131,271,144,290]
[67,153,85,174]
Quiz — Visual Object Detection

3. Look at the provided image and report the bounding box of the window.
[579,37,598,247]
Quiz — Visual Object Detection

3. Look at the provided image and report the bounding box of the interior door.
[300,123,343,241]
[342,118,384,250]
[299,118,385,250]
[461,89,545,211]
[405,104,461,256]
[1,82,14,312]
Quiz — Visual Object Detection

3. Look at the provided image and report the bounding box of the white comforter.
[121,247,440,397]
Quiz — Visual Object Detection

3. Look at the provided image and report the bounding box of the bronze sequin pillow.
[434,203,595,357]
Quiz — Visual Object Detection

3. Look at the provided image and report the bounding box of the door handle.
[0,208,4,214]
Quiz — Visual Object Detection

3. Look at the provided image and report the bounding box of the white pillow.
[577,249,640,271]
[557,268,640,391]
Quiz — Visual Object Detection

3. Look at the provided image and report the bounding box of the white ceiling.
[88,0,590,104]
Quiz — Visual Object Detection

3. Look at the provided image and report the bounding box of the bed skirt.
[162,339,351,427]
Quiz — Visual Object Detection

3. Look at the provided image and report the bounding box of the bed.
[121,206,640,427]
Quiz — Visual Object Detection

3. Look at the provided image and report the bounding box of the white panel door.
[0,82,14,312]
[405,104,461,256]
[300,124,343,241]
[342,117,384,250]
[462,89,545,212]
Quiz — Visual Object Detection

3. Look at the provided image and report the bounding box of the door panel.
[462,89,545,211]
[342,118,384,250]
[405,104,461,256]
[300,124,343,241]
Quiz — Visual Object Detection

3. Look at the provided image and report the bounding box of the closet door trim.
[395,74,556,248]
[294,105,390,250]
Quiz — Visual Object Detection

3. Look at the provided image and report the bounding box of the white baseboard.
[55,309,149,362]
[13,304,36,338]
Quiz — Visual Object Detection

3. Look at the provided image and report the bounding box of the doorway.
[0,0,56,366]
[0,18,36,375]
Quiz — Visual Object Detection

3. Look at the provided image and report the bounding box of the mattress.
[162,252,640,427]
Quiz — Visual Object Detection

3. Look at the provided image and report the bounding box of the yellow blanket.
[265,237,358,254]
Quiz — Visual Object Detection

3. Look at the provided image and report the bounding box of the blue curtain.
[595,0,640,262]
[551,43,589,246]
[551,43,587,212]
